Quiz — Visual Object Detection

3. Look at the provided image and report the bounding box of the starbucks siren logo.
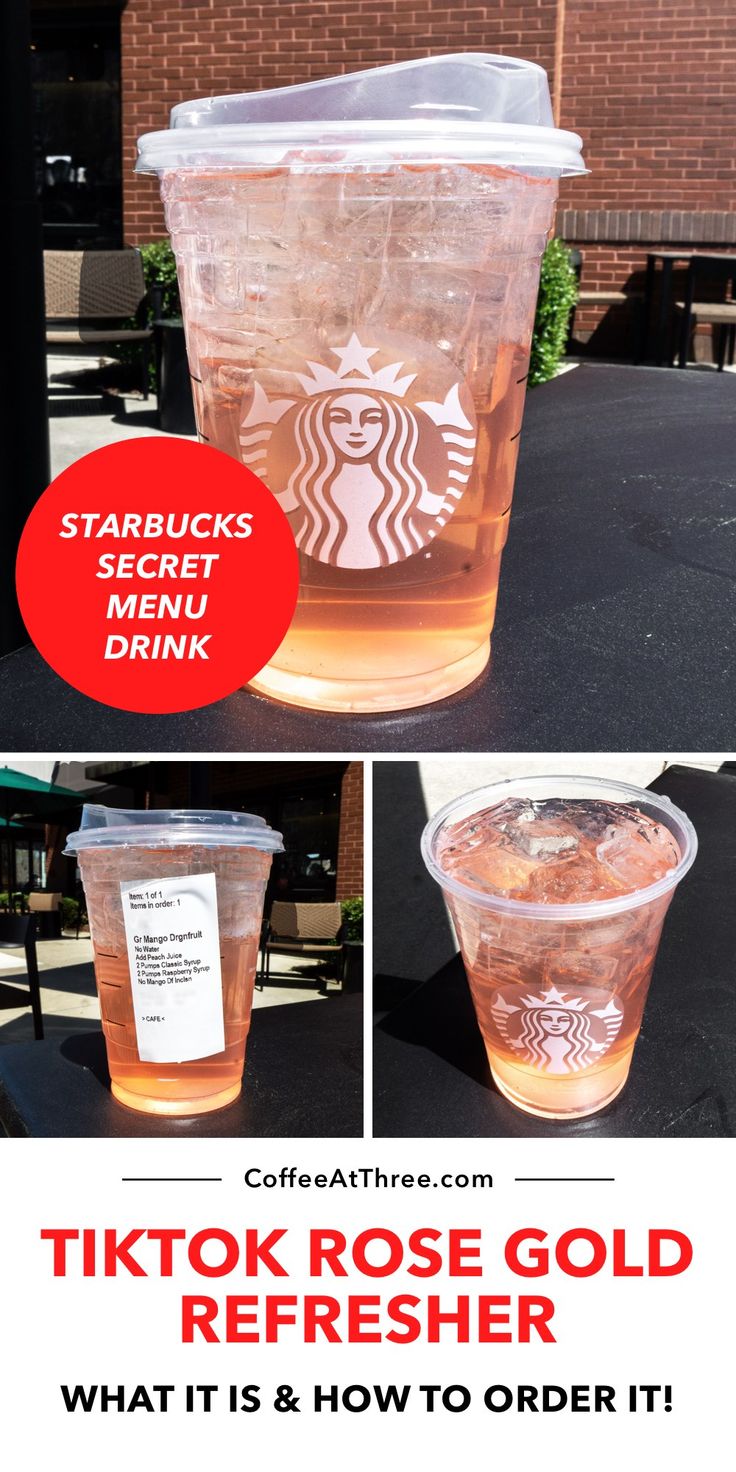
[490,984,624,1075]
[238,332,477,569]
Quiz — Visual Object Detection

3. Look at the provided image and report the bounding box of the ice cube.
[554,800,621,840]
[453,846,537,895]
[496,800,580,862]
[596,820,678,889]
[526,852,619,903]
[545,951,620,988]
[513,827,578,860]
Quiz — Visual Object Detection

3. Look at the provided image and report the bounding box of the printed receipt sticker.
[15,437,299,713]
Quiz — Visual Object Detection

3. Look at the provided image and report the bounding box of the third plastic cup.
[64,806,282,1116]
[421,776,697,1120]
[136,54,585,712]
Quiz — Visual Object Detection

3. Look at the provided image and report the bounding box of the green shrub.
[529,238,579,387]
[139,240,181,320]
[0,891,24,911]
[61,896,82,931]
[341,897,364,944]
[118,241,181,388]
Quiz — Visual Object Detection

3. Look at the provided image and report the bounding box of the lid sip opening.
[64,805,284,856]
[136,52,586,176]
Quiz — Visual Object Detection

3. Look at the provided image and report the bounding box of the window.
[15,846,30,888]
[31,5,122,248]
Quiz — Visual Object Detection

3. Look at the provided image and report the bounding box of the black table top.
[2,362,735,751]
[373,766,736,1138]
[0,992,362,1138]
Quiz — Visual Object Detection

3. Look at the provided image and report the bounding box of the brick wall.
[558,0,736,345]
[335,760,363,900]
[121,0,557,240]
[121,0,735,352]
[559,0,736,216]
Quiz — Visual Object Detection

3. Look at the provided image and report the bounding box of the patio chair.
[44,248,153,397]
[673,256,736,370]
[259,901,344,989]
[0,914,43,1039]
[27,891,62,941]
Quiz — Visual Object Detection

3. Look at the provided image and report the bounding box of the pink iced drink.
[432,796,690,1119]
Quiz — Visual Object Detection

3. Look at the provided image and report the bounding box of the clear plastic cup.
[421,776,697,1120]
[65,806,282,1116]
[136,54,585,713]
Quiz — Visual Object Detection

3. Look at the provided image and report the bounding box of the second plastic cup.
[421,776,697,1120]
[136,54,585,713]
[65,806,283,1116]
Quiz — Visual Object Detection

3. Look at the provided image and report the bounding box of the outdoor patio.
[46,347,735,478]
[0,930,337,1047]
[47,351,196,477]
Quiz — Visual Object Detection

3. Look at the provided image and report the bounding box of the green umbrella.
[0,765,81,822]
[0,767,82,902]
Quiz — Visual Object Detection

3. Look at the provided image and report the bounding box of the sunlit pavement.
[46,352,734,482]
[46,352,195,478]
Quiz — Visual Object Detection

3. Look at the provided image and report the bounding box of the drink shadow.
[373,759,458,991]
[60,1030,110,1088]
[376,954,491,1089]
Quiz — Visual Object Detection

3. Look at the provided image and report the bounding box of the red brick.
[335,763,364,902]
[120,0,733,359]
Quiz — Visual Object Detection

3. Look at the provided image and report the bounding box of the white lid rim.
[135,120,586,175]
[64,831,284,855]
[63,806,284,856]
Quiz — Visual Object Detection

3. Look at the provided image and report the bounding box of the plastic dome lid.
[136,53,585,176]
[64,805,284,855]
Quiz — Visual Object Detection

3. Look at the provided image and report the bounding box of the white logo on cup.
[490,984,624,1075]
[238,333,477,569]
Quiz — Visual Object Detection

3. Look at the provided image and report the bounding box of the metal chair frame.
[0,914,43,1039]
[674,255,736,370]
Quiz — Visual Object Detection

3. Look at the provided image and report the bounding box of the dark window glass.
[279,794,339,900]
[31,6,122,248]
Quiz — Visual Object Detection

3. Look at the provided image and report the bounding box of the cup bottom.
[111,1079,242,1117]
[248,639,490,713]
[488,1048,633,1121]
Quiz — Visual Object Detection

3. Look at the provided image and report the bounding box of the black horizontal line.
[122,1177,222,1182]
[509,429,522,442]
[190,373,202,383]
[515,1177,616,1182]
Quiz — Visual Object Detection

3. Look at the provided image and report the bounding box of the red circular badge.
[16,437,299,714]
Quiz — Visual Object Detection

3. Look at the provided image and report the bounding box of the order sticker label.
[119,872,225,1064]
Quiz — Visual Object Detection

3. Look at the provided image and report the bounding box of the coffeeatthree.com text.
[243,1167,493,1191]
